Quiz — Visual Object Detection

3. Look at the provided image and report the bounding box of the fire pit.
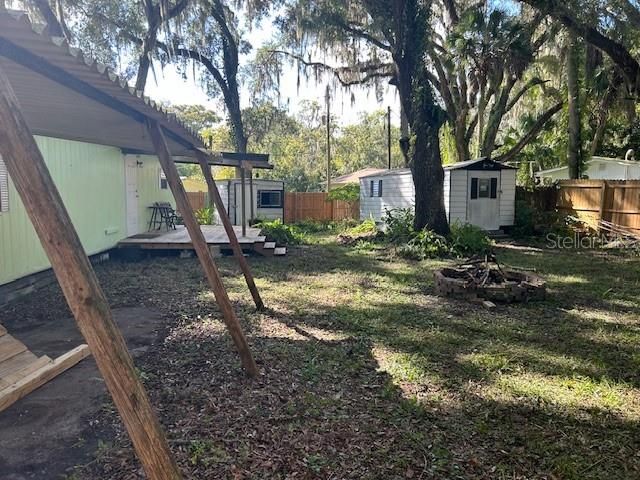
[434,255,546,303]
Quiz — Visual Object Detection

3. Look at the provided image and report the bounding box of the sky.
[143,14,402,127]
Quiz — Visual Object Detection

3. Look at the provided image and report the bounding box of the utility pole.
[325,84,331,192]
[387,106,392,170]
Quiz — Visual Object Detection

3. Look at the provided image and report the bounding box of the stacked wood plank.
[0,324,90,412]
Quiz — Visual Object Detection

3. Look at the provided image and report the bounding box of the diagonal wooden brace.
[196,150,265,311]
[146,121,258,377]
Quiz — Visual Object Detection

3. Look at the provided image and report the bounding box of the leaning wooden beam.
[0,67,181,480]
[196,151,265,311]
[147,121,258,377]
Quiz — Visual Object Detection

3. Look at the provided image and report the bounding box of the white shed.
[216,178,285,225]
[360,158,517,230]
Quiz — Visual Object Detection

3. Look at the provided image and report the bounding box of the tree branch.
[505,77,549,113]
[521,0,640,90]
[494,101,563,162]
[268,49,394,87]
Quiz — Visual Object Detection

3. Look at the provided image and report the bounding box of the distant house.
[330,168,387,188]
[360,158,516,231]
[536,156,640,182]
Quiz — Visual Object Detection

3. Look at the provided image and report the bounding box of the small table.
[147,203,176,231]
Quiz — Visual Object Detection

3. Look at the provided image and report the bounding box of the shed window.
[370,180,383,197]
[478,178,490,198]
[470,177,498,199]
[159,170,168,190]
[258,190,283,208]
[0,156,9,213]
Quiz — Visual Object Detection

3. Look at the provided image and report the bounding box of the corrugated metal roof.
[0,10,206,156]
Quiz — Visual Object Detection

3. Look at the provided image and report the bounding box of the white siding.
[499,169,516,226]
[443,170,451,219]
[448,170,468,224]
[360,172,415,221]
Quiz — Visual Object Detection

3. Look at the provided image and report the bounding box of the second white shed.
[360,158,517,230]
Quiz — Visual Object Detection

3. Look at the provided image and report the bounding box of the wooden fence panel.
[556,180,640,232]
[284,192,359,223]
[186,191,208,211]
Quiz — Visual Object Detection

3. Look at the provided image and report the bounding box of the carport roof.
[0,9,270,169]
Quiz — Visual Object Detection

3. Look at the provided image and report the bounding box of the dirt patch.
[0,307,167,480]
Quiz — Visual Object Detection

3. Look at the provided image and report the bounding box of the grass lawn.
[26,234,640,478]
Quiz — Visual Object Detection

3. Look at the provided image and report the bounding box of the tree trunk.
[567,32,582,179]
[410,107,449,234]
[135,30,158,93]
[481,78,517,157]
[393,0,449,235]
[454,114,470,162]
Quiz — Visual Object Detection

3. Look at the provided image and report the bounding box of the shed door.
[467,171,500,230]
[124,156,139,236]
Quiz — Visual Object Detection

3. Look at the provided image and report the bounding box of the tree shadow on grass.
[75,323,640,480]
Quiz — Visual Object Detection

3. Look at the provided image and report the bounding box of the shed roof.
[444,158,516,170]
[332,168,387,184]
[360,168,412,179]
[0,9,271,169]
[360,159,515,181]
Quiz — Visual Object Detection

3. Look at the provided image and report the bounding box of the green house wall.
[0,137,175,286]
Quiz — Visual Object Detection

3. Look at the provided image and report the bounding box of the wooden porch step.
[274,247,287,256]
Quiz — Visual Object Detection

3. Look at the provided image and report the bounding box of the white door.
[467,171,500,230]
[124,156,139,236]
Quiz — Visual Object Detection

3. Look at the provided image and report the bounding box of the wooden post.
[0,67,181,479]
[249,168,255,221]
[240,167,247,237]
[196,151,265,311]
[598,180,607,232]
[146,121,258,376]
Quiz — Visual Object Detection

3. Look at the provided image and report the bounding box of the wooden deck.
[118,225,285,256]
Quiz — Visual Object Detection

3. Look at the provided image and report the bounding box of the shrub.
[327,184,360,202]
[345,218,378,236]
[449,222,492,256]
[194,207,215,225]
[396,228,451,260]
[336,218,379,245]
[255,219,305,245]
[382,207,415,243]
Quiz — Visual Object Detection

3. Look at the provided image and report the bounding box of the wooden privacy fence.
[186,191,208,211]
[556,180,640,232]
[284,192,360,223]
